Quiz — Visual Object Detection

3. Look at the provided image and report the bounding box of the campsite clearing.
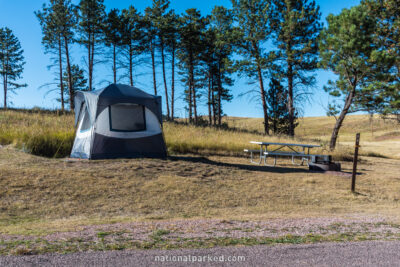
[1,145,400,236]
[1,110,400,254]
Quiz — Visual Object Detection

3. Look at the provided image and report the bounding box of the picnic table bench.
[244,141,323,167]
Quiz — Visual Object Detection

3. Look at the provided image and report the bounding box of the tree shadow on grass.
[168,156,311,174]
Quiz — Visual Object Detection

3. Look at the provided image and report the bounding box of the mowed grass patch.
[1,146,400,235]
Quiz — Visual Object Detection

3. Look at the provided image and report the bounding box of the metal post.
[351,133,360,192]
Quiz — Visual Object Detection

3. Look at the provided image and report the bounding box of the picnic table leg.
[263,154,277,167]
[250,151,260,164]
[300,147,306,166]
[262,145,266,165]
[263,145,277,167]
[304,147,311,166]
[258,145,263,164]
[291,155,302,165]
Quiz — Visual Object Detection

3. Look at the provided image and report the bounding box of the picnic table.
[244,141,321,167]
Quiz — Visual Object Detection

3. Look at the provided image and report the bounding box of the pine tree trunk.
[91,36,95,89]
[193,85,198,125]
[58,37,64,111]
[113,44,116,83]
[208,67,212,125]
[171,46,175,120]
[3,73,7,109]
[212,83,217,126]
[287,63,295,136]
[151,40,157,95]
[217,62,222,126]
[258,67,269,135]
[191,64,198,125]
[188,68,193,123]
[129,44,133,86]
[273,100,277,134]
[64,37,74,110]
[253,42,269,135]
[160,40,170,120]
[329,88,356,151]
[88,33,93,91]
[188,51,193,123]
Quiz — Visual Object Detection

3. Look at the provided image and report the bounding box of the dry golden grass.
[1,109,398,159]
[224,115,400,159]
[1,146,400,235]
[1,109,400,236]
[163,122,313,155]
[0,109,74,157]
[224,114,399,142]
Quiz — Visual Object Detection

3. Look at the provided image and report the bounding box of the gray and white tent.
[70,84,167,159]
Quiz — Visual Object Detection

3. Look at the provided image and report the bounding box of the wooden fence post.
[351,133,360,192]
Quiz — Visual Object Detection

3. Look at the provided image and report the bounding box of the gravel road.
[1,241,400,267]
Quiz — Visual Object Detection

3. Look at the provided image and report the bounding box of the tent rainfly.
[70,84,167,159]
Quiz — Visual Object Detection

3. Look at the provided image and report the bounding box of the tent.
[70,84,167,159]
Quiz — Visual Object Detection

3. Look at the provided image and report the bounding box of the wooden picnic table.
[245,141,321,166]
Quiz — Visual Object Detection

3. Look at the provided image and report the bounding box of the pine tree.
[144,4,159,95]
[359,0,400,121]
[231,0,271,135]
[177,8,207,124]
[319,5,393,150]
[266,77,297,134]
[164,11,180,120]
[36,0,77,110]
[60,64,88,106]
[269,0,322,136]
[202,26,234,126]
[201,27,218,125]
[103,8,123,84]
[151,0,172,120]
[77,0,106,91]
[0,27,27,109]
[121,6,144,87]
[209,6,235,126]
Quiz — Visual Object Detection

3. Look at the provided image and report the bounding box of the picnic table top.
[250,141,321,148]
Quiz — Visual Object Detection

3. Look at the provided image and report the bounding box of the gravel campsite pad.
[1,216,400,255]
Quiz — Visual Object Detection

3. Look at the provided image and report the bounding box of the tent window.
[80,108,91,132]
[109,104,146,132]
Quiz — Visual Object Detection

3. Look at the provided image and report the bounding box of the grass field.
[225,115,400,159]
[1,146,400,236]
[0,109,399,254]
[1,109,399,159]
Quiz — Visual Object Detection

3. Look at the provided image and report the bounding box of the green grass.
[2,232,400,255]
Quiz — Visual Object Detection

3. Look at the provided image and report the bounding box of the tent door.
[71,105,93,158]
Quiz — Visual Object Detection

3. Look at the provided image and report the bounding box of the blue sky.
[0,0,360,117]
